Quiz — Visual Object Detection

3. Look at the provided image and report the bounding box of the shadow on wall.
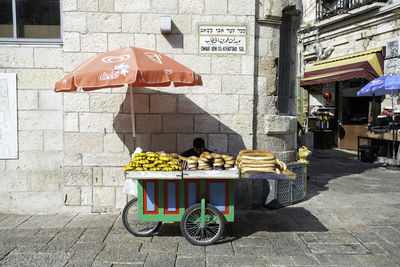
[113,87,246,156]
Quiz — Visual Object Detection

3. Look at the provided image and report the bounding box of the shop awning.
[300,47,385,87]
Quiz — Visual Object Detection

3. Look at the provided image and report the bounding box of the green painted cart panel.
[138,179,235,223]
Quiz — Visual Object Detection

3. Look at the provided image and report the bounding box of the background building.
[0,0,301,214]
[298,0,400,150]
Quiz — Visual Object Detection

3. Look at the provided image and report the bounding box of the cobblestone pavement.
[1,149,400,266]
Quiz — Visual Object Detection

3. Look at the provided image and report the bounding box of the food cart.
[122,168,297,246]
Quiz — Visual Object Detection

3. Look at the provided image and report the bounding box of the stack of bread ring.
[186,152,236,170]
[237,149,288,174]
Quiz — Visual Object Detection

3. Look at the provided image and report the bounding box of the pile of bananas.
[122,152,182,171]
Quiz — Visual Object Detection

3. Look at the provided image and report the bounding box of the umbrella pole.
[392,90,395,160]
[129,85,136,139]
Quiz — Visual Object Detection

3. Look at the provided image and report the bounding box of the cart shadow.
[306,148,380,199]
[222,207,328,240]
[153,207,328,243]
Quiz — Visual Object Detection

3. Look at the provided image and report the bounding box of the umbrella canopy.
[357,75,400,96]
[357,75,400,160]
[55,46,202,92]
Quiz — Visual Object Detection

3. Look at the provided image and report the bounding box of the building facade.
[0,0,301,214]
[299,0,400,150]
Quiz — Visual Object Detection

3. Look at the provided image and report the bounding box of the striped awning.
[300,47,385,87]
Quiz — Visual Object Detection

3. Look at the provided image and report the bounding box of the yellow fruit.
[160,156,170,162]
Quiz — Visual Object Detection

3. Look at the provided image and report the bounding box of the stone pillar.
[254,0,301,162]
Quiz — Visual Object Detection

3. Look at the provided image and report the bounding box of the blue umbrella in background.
[357,75,400,160]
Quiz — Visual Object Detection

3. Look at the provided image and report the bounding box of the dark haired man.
[181,137,212,157]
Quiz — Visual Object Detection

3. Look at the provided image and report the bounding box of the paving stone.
[39,241,77,253]
[35,228,60,237]
[0,245,16,261]
[65,250,99,265]
[350,231,387,243]
[91,262,112,267]
[362,242,388,255]
[232,237,272,247]
[104,233,149,243]
[263,255,294,266]
[54,227,86,240]
[269,235,310,256]
[4,228,40,237]
[0,216,31,229]
[176,256,205,267]
[144,252,176,267]
[12,244,46,254]
[205,242,234,256]
[206,255,267,267]
[68,242,104,253]
[0,235,53,247]
[0,252,71,267]
[88,214,119,228]
[290,254,320,265]
[299,232,360,244]
[315,254,364,266]
[177,242,205,256]
[111,264,142,267]
[374,227,400,245]
[40,214,77,229]
[305,243,370,254]
[233,245,275,256]
[65,214,99,228]
[77,227,110,243]
[103,242,142,252]
[356,255,398,267]
[0,215,9,223]
[94,247,146,264]
[140,241,178,253]
[17,215,55,229]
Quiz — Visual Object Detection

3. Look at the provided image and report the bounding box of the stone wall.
[0,0,301,213]
[299,1,400,111]
[0,46,65,213]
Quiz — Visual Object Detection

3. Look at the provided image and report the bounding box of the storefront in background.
[300,48,385,150]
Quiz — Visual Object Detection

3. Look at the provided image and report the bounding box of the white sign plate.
[199,25,247,55]
[0,73,18,159]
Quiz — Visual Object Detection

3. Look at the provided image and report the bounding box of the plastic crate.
[265,162,306,209]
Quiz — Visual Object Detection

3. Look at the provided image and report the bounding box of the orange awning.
[300,47,385,87]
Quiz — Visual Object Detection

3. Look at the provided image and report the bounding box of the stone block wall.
[0,46,65,213]
[0,0,301,213]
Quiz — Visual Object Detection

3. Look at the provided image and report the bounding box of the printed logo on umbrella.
[145,52,163,65]
[371,79,383,86]
[98,63,130,81]
[101,55,131,63]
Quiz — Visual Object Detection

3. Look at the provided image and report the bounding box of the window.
[0,0,61,43]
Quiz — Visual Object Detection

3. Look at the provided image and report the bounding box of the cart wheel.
[122,198,161,237]
[180,203,225,246]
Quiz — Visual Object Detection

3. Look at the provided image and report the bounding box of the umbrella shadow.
[113,87,246,156]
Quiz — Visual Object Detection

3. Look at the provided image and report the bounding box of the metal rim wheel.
[122,198,161,237]
[180,203,225,246]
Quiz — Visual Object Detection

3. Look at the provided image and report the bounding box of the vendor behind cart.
[181,137,212,157]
